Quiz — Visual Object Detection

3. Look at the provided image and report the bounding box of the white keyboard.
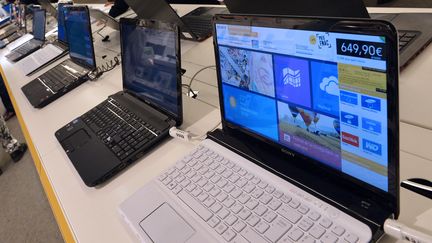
[158,145,364,243]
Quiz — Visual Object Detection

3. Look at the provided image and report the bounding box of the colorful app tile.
[274,55,312,107]
[340,90,358,105]
[340,111,358,127]
[277,102,341,169]
[361,95,381,111]
[363,139,382,156]
[311,61,339,117]
[222,84,278,140]
[342,132,359,147]
[219,46,275,97]
[362,118,381,134]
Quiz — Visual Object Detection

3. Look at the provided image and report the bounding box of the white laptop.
[119,14,400,243]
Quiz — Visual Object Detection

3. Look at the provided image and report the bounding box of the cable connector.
[169,127,193,142]
[384,219,432,243]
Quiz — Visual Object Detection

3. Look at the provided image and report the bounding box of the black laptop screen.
[64,7,95,68]
[32,10,45,41]
[57,3,71,43]
[215,22,391,192]
[121,21,180,120]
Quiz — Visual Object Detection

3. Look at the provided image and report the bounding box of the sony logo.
[281,148,296,157]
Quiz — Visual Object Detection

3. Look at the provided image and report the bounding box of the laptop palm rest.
[140,203,195,243]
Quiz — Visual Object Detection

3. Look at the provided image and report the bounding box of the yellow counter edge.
[0,66,75,243]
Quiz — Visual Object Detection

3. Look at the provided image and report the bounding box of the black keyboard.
[398,30,418,51]
[15,41,39,54]
[181,17,212,38]
[40,65,78,92]
[81,98,161,161]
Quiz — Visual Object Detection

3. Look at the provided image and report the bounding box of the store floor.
[0,116,63,243]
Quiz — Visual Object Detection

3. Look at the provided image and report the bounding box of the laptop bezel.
[64,5,97,70]
[32,9,46,42]
[119,18,183,126]
[212,14,399,220]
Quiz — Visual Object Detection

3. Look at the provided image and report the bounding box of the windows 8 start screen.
[215,24,389,191]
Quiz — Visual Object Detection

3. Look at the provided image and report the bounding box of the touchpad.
[139,203,195,243]
[60,129,91,152]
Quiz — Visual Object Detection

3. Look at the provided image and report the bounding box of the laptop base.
[207,129,388,241]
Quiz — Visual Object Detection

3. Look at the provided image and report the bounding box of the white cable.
[384,219,432,243]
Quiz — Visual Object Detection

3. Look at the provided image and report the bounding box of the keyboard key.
[238,194,251,204]
[230,188,243,199]
[299,234,316,243]
[178,191,212,221]
[273,190,283,199]
[287,227,304,241]
[191,188,202,197]
[225,215,238,226]
[263,210,277,223]
[197,193,208,202]
[208,216,220,228]
[172,185,182,194]
[210,202,222,213]
[277,205,302,224]
[319,218,333,228]
[281,195,292,204]
[308,211,321,221]
[216,192,228,202]
[233,220,247,232]
[255,221,270,234]
[344,233,359,243]
[243,183,256,193]
[217,208,230,220]
[223,184,235,193]
[264,217,292,242]
[331,225,345,236]
[254,204,268,216]
[321,233,338,243]
[288,199,300,209]
[215,222,228,235]
[265,186,275,194]
[223,197,236,208]
[241,227,268,243]
[298,218,314,231]
[231,204,243,214]
[310,225,325,239]
[238,208,252,220]
[245,199,259,210]
[298,205,309,214]
[246,214,260,227]
[209,187,221,197]
[222,229,237,242]
[203,197,216,207]
[258,181,268,189]
[260,194,273,205]
[268,199,282,210]
[252,188,264,199]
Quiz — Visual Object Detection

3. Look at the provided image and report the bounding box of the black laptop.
[125,0,227,41]
[55,18,183,187]
[6,9,45,62]
[21,6,95,108]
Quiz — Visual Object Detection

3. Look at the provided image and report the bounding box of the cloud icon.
[320,76,339,96]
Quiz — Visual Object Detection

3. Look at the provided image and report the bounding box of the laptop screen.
[57,3,71,43]
[32,10,45,41]
[215,18,395,192]
[120,19,181,122]
[64,6,95,68]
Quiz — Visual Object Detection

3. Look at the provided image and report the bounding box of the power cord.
[185,65,216,97]
[87,56,120,81]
